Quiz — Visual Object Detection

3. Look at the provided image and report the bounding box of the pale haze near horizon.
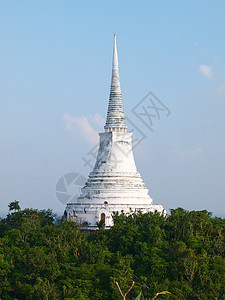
[0,1,225,217]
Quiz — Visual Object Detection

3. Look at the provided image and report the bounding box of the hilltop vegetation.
[0,203,225,299]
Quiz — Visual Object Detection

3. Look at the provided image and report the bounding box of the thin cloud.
[170,141,203,160]
[215,81,225,96]
[62,113,99,145]
[62,113,76,131]
[198,65,213,78]
[90,113,105,129]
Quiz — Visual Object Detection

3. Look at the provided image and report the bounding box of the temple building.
[65,35,165,229]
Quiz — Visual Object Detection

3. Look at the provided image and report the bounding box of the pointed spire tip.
[104,34,127,132]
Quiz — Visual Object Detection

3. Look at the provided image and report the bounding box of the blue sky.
[0,0,225,216]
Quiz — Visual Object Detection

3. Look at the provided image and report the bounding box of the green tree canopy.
[0,205,225,299]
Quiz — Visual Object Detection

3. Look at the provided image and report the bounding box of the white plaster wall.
[66,202,165,229]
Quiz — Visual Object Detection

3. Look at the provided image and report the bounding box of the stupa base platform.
[65,202,166,229]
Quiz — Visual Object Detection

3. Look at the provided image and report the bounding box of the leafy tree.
[0,204,225,299]
[8,200,21,212]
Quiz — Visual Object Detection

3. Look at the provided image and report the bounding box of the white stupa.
[65,35,165,229]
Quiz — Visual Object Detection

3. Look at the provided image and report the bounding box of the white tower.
[65,35,165,228]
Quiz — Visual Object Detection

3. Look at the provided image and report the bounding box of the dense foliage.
[0,204,225,299]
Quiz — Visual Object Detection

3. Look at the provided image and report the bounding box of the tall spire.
[104,34,127,132]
